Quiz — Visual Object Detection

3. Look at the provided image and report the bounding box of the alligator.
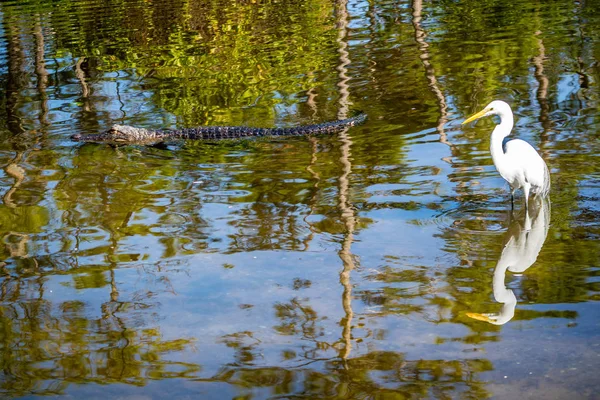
[71,112,367,145]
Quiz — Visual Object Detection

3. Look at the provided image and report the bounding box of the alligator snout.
[70,134,83,141]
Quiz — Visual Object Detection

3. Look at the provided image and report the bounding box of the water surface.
[0,0,599,398]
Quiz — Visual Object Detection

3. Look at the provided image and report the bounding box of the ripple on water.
[423,201,512,236]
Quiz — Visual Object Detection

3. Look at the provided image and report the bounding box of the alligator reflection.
[468,199,550,325]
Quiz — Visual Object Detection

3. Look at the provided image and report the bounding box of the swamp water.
[0,0,599,398]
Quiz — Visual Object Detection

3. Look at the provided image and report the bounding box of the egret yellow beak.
[462,107,490,125]
[466,312,494,323]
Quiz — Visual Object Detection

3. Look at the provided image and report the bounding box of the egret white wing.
[503,139,550,195]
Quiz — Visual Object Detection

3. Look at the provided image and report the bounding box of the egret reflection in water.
[468,199,551,325]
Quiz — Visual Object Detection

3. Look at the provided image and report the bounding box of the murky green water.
[0,0,599,398]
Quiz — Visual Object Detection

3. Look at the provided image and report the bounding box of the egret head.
[462,100,512,125]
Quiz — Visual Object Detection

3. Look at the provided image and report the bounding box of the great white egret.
[462,100,550,208]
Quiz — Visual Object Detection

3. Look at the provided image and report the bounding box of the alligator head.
[71,125,162,145]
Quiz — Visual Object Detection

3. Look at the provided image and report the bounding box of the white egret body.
[462,101,550,208]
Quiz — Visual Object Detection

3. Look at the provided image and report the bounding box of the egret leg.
[523,183,531,211]
[524,208,532,231]
[510,188,516,210]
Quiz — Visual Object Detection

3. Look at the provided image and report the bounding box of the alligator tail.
[175,112,367,140]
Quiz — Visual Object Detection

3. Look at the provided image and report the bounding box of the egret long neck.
[490,112,514,164]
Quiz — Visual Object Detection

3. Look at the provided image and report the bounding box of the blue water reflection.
[0,0,599,398]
